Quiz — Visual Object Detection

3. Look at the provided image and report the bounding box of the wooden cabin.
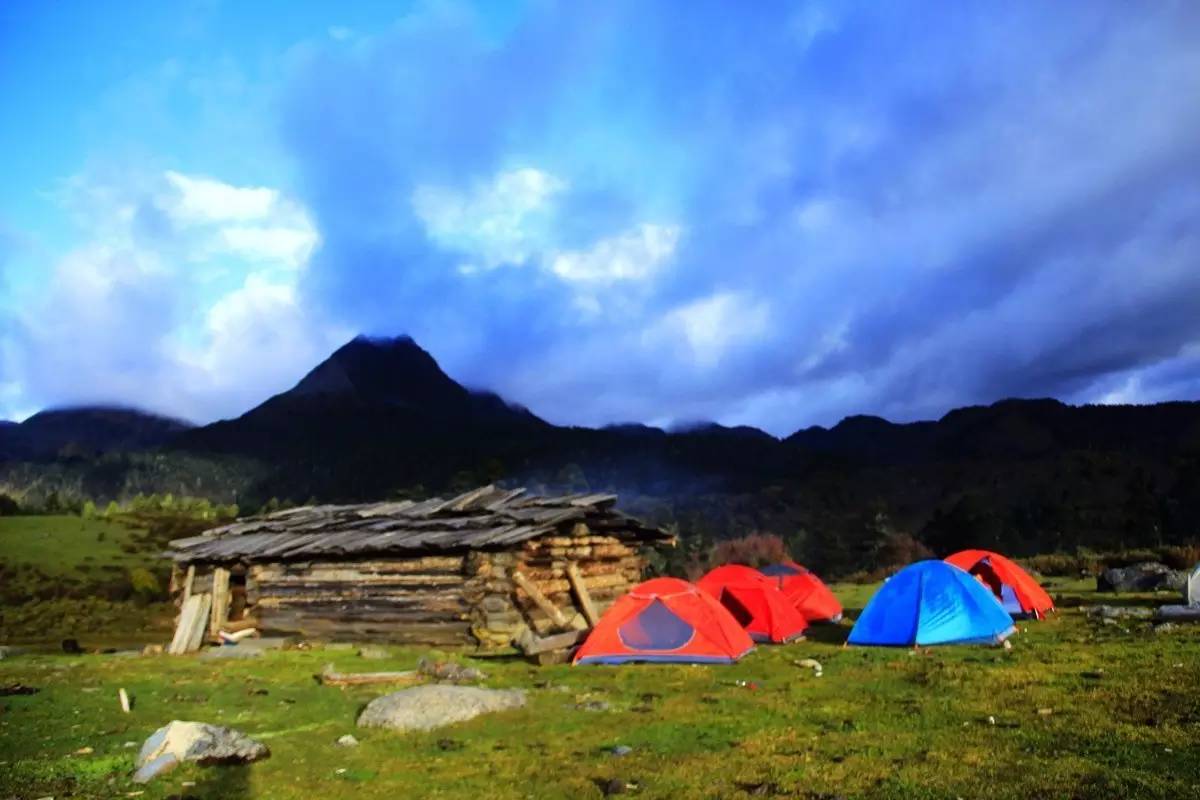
[164,485,673,651]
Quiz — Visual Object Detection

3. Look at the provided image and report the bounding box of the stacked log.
[169,523,652,649]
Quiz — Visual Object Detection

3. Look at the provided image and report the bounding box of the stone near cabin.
[1097,563,1187,593]
[133,721,269,783]
[336,734,359,747]
[356,685,526,732]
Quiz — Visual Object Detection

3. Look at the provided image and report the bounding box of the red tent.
[697,564,809,643]
[758,561,844,622]
[573,577,755,665]
[944,549,1055,619]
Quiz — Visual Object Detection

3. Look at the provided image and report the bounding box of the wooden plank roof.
[167,485,671,563]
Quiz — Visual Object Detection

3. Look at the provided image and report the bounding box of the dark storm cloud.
[280,1,1200,434]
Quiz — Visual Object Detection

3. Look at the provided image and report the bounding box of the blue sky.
[2,1,1199,435]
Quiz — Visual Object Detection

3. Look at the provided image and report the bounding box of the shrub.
[708,533,791,569]
[128,567,162,602]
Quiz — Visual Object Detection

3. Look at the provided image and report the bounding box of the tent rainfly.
[164,485,673,651]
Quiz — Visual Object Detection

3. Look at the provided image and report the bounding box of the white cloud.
[164,170,279,223]
[649,291,771,369]
[412,167,566,269]
[6,168,340,422]
[550,223,681,284]
[160,171,319,270]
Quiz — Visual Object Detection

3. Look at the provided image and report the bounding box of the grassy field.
[0,514,148,576]
[0,515,175,645]
[2,580,1198,799]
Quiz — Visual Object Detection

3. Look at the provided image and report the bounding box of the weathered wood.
[168,593,211,655]
[209,568,231,639]
[566,562,600,626]
[512,570,571,630]
[318,664,421,687]
[181,564,195,603]
[515,627,589,655]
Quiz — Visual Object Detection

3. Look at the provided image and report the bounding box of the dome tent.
[697,564,809,643]
[944,549,1054,619]
[573,577,755,665]
[848,561,1015,647]
[758,561,843,622]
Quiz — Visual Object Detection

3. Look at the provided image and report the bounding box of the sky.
[1,1,1199,436]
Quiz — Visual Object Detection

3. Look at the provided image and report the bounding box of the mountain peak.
[287,334,471,408]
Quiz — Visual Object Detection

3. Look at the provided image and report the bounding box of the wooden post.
[512,570,570,630]
[566,562,600,626]
[181,564,195,603]
[209,568,231,639]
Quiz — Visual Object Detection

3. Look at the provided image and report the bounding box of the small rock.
[336,735,358,747]
[358,645,390,660]
[0,683,38,696]
[124,741,139,748]
[417,657,485,683]
[987,716,996,726]
[1153,622,1179,634]
[602,778,628,796]
[357,685,526,732]
[1036,708,1053,716]
[1085,605,1154,620]
[611,745,633,757]
[141,644,163,657]
[577,700,611,712]
[197,647,262,660]
[134,720,269,784]
[74,746,94,755]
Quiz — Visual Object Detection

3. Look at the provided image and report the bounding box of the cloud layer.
[3,1,1200,434]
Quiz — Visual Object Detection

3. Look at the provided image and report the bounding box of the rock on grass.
[133,721,269,783]
[356,685,526,732]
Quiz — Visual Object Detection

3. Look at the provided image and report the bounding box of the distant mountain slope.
[0,407,192,460]
[4,335,1200,575]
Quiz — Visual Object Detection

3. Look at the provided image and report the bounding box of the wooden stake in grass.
[118,687,131,713]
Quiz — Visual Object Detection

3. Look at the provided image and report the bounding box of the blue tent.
[848,560,1015,646]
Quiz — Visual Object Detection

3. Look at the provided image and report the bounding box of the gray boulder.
[1084,605,1154,620]
[133,721,269,783]
[357,685,526,732]
[1097,562,1186,593]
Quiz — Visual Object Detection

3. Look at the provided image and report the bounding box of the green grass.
[0,515,147,576]
[0,514,175,644]
[2,580,1198,799]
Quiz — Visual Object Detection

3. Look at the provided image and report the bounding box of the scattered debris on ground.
[0,683,39,696]
[417,656,485,683]
[358,645,390,660]
[793,658,823,677]
[1083,605,1153,620]
[356,685,526,732]
[318,664,421,687]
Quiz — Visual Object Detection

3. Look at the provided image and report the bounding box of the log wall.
[173,523,649,648]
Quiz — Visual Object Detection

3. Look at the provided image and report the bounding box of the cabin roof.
[166,485,672,563]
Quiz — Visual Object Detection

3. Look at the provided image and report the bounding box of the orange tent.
[573,577,755,665]
[944,549,1054,619]
[697,564,809,643]
[759,561,843,622]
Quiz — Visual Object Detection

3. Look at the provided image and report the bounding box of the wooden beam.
[566,562,600,627]
[168,593,211,655]
[514,627,589,655]
[512,570,571,631]
[209,567,231,639]
[318,664,421,687]
[181,564,195,603]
